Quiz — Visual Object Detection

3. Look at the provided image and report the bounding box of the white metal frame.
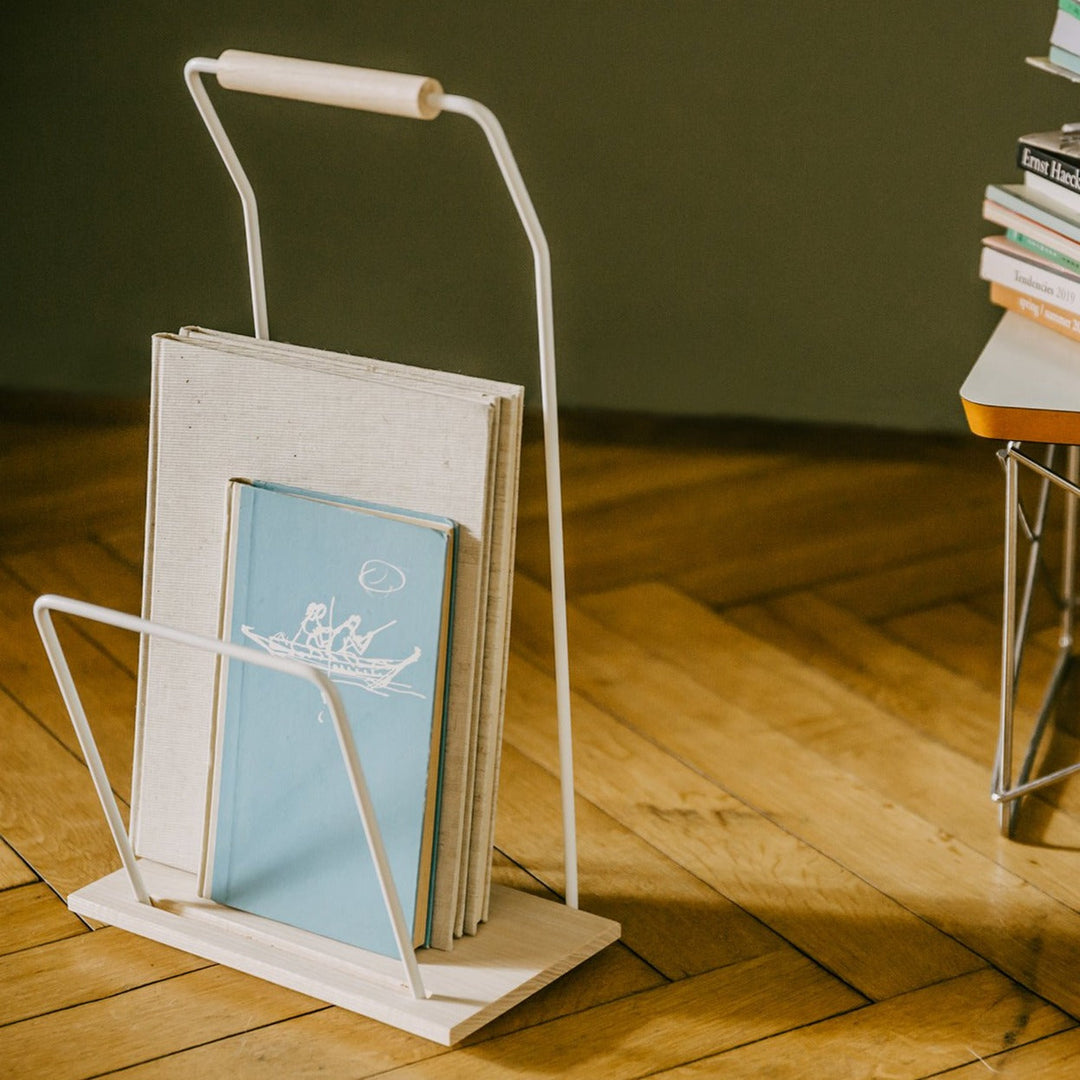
[32,51,617,1044]
[34,593,427,997]
[184,52,578,907]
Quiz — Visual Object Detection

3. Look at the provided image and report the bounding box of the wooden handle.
[215,50,443,119]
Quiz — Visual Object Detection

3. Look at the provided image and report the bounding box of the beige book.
[131,331,521,950]
[180,327,522,938]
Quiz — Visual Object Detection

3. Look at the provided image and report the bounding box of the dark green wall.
[3,3,1077,430]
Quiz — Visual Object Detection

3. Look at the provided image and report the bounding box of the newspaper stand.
[35,51,619,1045]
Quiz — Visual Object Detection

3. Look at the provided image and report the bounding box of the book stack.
[980,125,1080,345]
[133,327,523,958]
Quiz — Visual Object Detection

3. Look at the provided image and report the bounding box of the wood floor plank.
[0,565,137,798]
[89,1007,438,1079]
[517,438,797,520]
[0,688,126,899]
[818,543,1004,622]
[717,591,1080,863]
[0,838,34,890]
[510,577,1080,1017]
[672,498,1003,610]
[0,964,322,1080]
[929,1027,1080,1077]
[494,742,783,980]
[0,882,86,957]
[884,601,1014,693]
[883,601,1080,810]
[0,419,147,554]
[646,969,1074,1079]
[0,926,210,1028]
[723,589,1006,769]
[503,646,983,1001]
[883,600,1072,733]
[580,582,1080,905]
[3,539,143,672]
[517,457,998,601]
[478,851,666,1041]
[347,950,863,1080]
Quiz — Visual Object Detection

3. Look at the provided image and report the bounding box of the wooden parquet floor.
[4,406,1080,1077]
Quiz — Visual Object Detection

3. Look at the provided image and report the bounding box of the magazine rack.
[37,51,619,1045]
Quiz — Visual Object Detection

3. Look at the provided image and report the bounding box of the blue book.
[202,479,456,956]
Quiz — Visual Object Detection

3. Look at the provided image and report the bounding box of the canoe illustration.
[240,606,424,698]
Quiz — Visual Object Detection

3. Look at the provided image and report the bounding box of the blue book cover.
[203,479,455,956]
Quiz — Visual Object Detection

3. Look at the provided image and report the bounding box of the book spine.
[979,245,1080,316]
[986,184,1080,241]
[1049,44,1080,76]
[982,199,1080,263]
[1023,171,1080,218]
[1053,5,1080,54]
[1005,228,1080,274]
[989,281,1080,344]
[1017,143,1080,198]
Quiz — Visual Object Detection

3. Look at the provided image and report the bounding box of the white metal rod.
[996,447,1019,834]
[32,593,427,999]
[1063,446,1079,649]
[432,92,579,910]
[33,597,151,906]
[185,58,270,340]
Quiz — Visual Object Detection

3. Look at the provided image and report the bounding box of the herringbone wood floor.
[4,405,1080,1077]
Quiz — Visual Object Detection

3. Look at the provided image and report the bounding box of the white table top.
[961,311,1080,442]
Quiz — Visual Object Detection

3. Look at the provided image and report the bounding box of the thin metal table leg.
[996,444,1019,835]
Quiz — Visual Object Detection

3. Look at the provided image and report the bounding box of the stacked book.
[980,125,1080,345]
[133,328,523,958]
[1048,0,1080,76]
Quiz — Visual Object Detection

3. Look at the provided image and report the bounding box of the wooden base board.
[69,859,620,1045]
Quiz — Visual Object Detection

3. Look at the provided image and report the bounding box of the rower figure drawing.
[240,579,425,699]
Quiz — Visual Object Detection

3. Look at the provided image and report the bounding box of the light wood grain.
[0,564,137,797]
[3,539,143,672]
[0,926,210,1028]
[818,542,1004,621]
[503,640,982,1000]
[353,949,863,1080]
[646,968,1075,1079]
[0,688,126,898]
[510,577,1080,1015]
[0,882,86,957]
[582,583,1080,899]
[932,1026,1080,1077]
[0,838,34,890]
[494,741,783,979]
[0,964,322,1080]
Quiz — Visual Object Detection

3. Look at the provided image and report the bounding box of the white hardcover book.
[1052,7,1080,57]
[1023,170,1080,219]
[132,332,521,950]
[979,237,1080,318]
